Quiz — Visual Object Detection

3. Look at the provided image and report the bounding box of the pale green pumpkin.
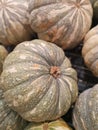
[0,39,78,122]
[24,119,72,130]
[73,84,98,130]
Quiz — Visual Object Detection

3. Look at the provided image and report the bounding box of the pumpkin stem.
[75,3,80,8]
[43,123,48,130]
[50,66,60,78]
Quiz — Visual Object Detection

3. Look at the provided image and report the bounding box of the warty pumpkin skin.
[24,118,72,130]
[0,39,78,122]
[82,25,98,77]
[0,0,33,46]
[0,45,8,74]
[29,0,93,50]
[0,89,27,130]
[73,84,98,130]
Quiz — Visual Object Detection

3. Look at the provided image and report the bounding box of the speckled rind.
[73,84,98,130]
[0,89,27,130]
[29,0,93,49]
[0,39,78,122]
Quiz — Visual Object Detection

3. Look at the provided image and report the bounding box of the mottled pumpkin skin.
[73,84,98,130]
[0,89,27,130]
[0,39,78,122]
[29,0,93,50]
[24,119,72,130]
[82,25,98,77]
[0,0,33,46]
[0,45,8,74]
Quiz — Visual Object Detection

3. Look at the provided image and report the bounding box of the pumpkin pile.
[29,0,93,49]
[0,0,97,130]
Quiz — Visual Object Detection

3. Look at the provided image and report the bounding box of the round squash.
[0,45,8,74]
[24,118,72,130]
[0,39,78,122]
[73,84,98,130]
[0,89,27,130]
[82,25,98,77]
[0,0,33,46]
[29,0,93,50]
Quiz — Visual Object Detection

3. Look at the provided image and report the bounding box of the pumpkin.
[0,45,8,74]
[0,89,27,130]
[90,0,98,20]
[73,84,98,130]
[82,25,98,77]
[0,0,33,46]
[24,118,72,130]
[0,39,78,122]
[65,44,98,93]
[29,0,93,50]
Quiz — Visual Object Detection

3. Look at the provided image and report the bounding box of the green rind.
[73,84,98,130]
[0,89,27,130]
[0,39,78,122]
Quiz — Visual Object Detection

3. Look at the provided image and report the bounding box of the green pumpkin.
[0,89,27,130]
[24,119,72,130]
[0,39,78,122]
[0,45,8,74]
[73,84,98,130]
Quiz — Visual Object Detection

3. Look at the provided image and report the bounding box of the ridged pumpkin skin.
[0,0,33,46]
[82,25,98,77]
[0,89,27,130]
[0,39,78,122]
[24,119,72,130]
[73,84,98,130]
[29,0,93,49]
[0,45,8,74]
